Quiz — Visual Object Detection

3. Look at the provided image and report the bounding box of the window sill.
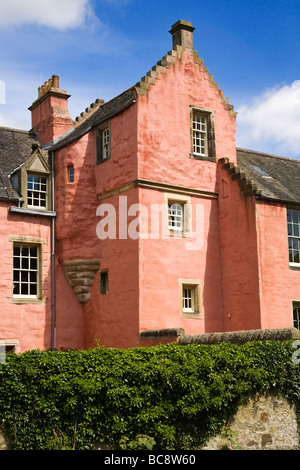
[10,207,56,217]
[289,263,300,271]
[189,153,216,162]
[9,297,46,304]
[166,229,193,239]
[181,311,203,319]
[96,156,111,166]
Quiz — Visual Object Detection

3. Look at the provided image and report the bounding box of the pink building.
[1,20,300,353]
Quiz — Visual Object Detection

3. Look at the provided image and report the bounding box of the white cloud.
[236,81,300,158]
[0,0,96,30]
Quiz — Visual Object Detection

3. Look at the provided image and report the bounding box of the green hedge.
[0,340,300,450]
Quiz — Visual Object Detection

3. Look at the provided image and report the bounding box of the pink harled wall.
[136,47,236,336]
[217,164,261,331]
[54,104,139,349]
[138,188,223,335]
[256,201,300,329]
[0,201,52,352]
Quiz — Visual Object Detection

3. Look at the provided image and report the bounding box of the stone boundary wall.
[202,393,299,450]
[140,326,300,345]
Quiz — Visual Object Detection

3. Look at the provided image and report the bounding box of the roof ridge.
[0,126,30,134]
[237,147,300,163]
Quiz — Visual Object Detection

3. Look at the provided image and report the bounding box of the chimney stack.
[29,74,73,145]
[169,20,195,50]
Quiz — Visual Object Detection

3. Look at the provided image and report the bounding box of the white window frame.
[179,279,203,318]
[287,208,300,267]
[164,193,192,238]
[9,235,45,303]
[192,112,208,157]
[168,202,184,231]
[96,122,111,163]
[27,173,48,209]
[190,106,215,161]
[13,243,40,299]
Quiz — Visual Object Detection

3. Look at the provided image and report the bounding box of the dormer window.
[27,174,47,208]
[16,142,52,212]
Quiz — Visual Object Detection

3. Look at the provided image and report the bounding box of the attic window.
[27,174,47,208]
[251,165,272,178]
[190,107,216,161]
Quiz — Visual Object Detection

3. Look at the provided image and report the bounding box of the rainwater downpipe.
[50,150,56,350]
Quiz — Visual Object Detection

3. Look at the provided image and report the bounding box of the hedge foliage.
[0,340,300,450]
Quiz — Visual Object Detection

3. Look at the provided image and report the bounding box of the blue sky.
[0,0,300,158]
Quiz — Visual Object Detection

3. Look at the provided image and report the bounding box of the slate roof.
[237,148,300,205]
[0,127,39,201]
[47,88,136,151]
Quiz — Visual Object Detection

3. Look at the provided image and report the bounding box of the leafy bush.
[0,340,299,450]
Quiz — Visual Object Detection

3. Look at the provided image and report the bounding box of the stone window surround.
[179,278,203,319]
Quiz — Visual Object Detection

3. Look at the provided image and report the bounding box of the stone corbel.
[61,258,101,303]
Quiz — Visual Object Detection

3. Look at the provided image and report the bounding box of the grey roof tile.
[237,148,300,204]
[0,127,40,201]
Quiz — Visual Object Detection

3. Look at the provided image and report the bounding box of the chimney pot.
[52,74,59,88]
[169,20,195,50]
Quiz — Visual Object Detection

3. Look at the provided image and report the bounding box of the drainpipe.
[50,150,56,350]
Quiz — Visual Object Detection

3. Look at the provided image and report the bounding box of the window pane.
[13,283,20,295]
[30,284,37,296]
[21,283,28,295]
[21,257,29,270]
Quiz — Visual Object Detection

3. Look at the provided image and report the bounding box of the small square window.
[179,279,202,318]
[100,271,109,294]
[164,193,192,238]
